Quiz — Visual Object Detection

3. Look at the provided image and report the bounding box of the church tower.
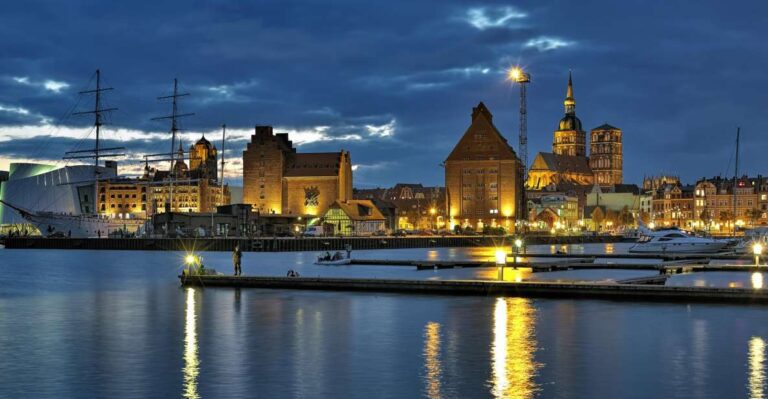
[552,72,586,157]
[589,124,623,185]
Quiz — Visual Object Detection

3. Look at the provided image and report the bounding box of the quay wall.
[2,235,623,252]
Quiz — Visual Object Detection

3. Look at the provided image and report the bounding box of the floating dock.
[178,275,768,304]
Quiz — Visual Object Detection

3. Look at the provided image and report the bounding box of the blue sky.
[0,0,767,187]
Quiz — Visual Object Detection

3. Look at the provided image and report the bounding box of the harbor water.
[1,243,767,398]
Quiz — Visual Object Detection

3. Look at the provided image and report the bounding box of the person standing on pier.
[233,245,242,276]
[345,244,352,259]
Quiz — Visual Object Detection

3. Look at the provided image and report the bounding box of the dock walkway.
[179,275,768,304]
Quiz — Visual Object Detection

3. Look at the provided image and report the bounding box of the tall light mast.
[508,67,531,226]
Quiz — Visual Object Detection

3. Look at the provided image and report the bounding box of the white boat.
[0,200,144,238]
[629,225,732,254]
[0,71,147,239]
[315,253,352,265]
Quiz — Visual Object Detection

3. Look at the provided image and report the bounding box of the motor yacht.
[629,226,733,254]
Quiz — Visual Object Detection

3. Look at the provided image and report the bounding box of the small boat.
[629,225,732,254]
[315,252,351,265]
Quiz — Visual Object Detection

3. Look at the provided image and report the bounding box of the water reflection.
[183,287,200,399]
[490,297,539,399]
[753,273,764,290]
[605,243,614,254]
[423,322,443,399]
[750,337,766,399]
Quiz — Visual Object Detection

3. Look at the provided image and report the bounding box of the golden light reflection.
[490,297,539,399]
[605,243,614,254]
[749,337,766,399]
[475,267,532,282]
[183,287,200,399]
[424,322,443,399]
[753,273,764,290]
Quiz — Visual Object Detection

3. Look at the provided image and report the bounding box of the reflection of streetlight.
[648,222,656,230]
[430,208,437,231]
[752,272,764,289]
[754,242,763,266]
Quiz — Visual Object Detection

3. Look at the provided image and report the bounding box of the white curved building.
[0,162,117,225]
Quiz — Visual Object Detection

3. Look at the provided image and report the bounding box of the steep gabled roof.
[330,200,385,221]
[592,123,620,131]
[445,102,518,162]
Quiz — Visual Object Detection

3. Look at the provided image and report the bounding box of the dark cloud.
[0,0,767,187]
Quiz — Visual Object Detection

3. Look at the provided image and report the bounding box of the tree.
[719,210,733,231]
[746,208,763,227]
[591,207,605,232]
[699,209,712,231]
[618,206,634,227]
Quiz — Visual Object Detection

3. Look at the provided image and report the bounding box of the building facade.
[650,183,695,228]
[589,124,623,185]
[322,199,386,236]
[355,184,446,231]
[445,102,523,231]
[693,176,768,232]
[527,73,623,190]
[242,126,353,217]
[100,136,230,217]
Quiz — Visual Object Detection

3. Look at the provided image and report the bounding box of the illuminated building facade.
[242,126,353,216]
[354,183,446,230]
[527,73,623,190]
[189,135,218,178]
[589,124,623,185]
[98,135,230,217]
[650,183,695,228]
[444,102,524,230]
[693,176,768,231]
[321,199,385,236]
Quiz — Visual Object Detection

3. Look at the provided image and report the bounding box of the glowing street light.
[507,67,530,84]
[513,238,524,267]
[495,248,507,280]
[185,254,197,265]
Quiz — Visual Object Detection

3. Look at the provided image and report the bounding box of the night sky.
[0,1,766,188]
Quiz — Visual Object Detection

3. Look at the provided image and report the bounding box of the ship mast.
[151,78,194,213]
[733,127,740,236]
[220,123,226,197]
[64,69,122,215]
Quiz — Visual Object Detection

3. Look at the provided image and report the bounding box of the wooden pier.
[178,275,768,304]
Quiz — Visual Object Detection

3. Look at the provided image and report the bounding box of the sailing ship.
[0,70,146,238]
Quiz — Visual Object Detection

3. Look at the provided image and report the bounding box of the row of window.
[461,168,499,175]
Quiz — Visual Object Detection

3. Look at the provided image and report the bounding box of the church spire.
[564,71,575,115]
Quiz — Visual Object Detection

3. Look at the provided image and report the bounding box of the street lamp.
[508,66,531,234]
[513,238,524,266]
[495,248,507,280]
